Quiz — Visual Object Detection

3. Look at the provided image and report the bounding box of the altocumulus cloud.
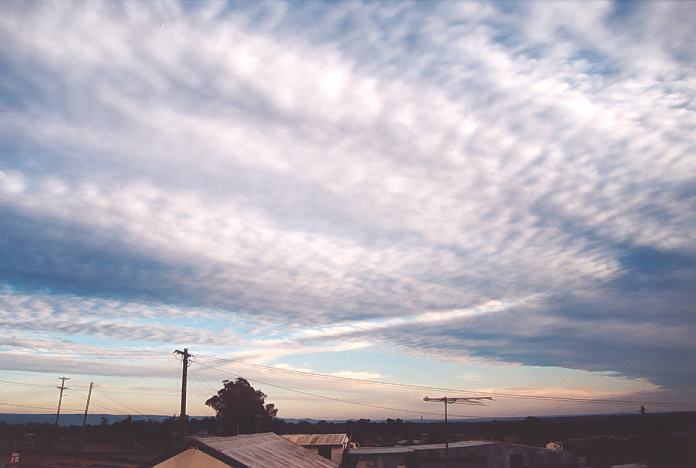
[0,1,694,390]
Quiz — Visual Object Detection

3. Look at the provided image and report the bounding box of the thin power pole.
[174,348,191,442]
[423,395,493,468]
[55,377,70,426]
[444,396,448,458]
[81,382,94,448]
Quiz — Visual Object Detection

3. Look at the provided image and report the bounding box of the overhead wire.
[184,373,218,416]
[93,390,154,416]
[1,378,179,396]
[0,379,57,388]
[95,388,179,397]
[1,350,170,358]
[194,354,696,408]
[88,398,128,415]
[0,378,87,413]
[186,372,217,400]
[0,401,83,412]
[0,377,178,416]
[194,360,478,419]
[4,351,695,418]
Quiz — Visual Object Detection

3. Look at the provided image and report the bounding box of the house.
[150,432,337,468]
[545,441,563,451]
[345,445,414,468]
[282,433,350,466]
[343,440,584,468]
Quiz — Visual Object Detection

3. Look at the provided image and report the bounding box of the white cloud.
[0,0,694,396]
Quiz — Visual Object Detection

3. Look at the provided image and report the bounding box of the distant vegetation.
[2,385,695,468]
[2,410,694,450]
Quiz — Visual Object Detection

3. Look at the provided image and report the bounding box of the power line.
[93,392,150,416]
[95,388,179,397]
[0,401,83,411]
[0,377,174,416]
[88,397,129,415]
[183,375,217,417]
[0,378,179,396]
[99,389,175,416]
[0,379,57,388]
[194,354,696,408]
[72,381,179,394]
[1,350,170,358]
[193,361,477,418]
[186,373,218,400]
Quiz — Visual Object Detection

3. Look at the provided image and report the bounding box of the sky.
[0,0,695,420]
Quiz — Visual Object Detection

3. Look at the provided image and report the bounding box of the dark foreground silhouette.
[1,411,694,467]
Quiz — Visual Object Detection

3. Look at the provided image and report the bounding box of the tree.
[205,377,278,435]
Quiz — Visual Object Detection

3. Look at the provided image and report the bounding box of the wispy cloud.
[0,0,694,405]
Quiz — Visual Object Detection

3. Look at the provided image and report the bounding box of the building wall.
[345,442,581,468]
[352,453,410,468]
[300,444,345,465]
[154,447,231,468]
[508,443,580,467]
[330,446,345,465]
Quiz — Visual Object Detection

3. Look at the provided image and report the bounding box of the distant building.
[344,440,584,468]
[282,433,350,466]
[150,432,337,468]
[545,441,563,451]
[346,446,413,468]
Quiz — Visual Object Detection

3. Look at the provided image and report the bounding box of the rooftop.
[411,440,497,451]
[348,446,414,455]
[282,433,349,446]
[348,440,497,456]
[191,433,338,468]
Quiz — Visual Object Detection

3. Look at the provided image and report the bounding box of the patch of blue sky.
[274,343,492,389]
[570,49,621,76]
[0,142,63,175]
[606,0,642,23]
[43,333,153,353]
[0,60,73,114]
[276,343,657,395]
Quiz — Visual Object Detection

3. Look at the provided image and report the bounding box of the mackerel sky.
[0,1,695,419]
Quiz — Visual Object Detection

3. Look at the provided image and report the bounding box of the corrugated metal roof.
[192,433,338,468]
[348,446,414,455]
[282,433,349,446]
[348,440,496,456]
[410,440,496,451]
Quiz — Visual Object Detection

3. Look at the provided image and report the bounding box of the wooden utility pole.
[174,348,191,443]
[423,396,493,467]
[55,377,70,426]
[81,382,94,448]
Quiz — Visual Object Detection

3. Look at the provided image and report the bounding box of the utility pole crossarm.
[55,377,70,426]
[423,395,494,468]
[424,396,494,404]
